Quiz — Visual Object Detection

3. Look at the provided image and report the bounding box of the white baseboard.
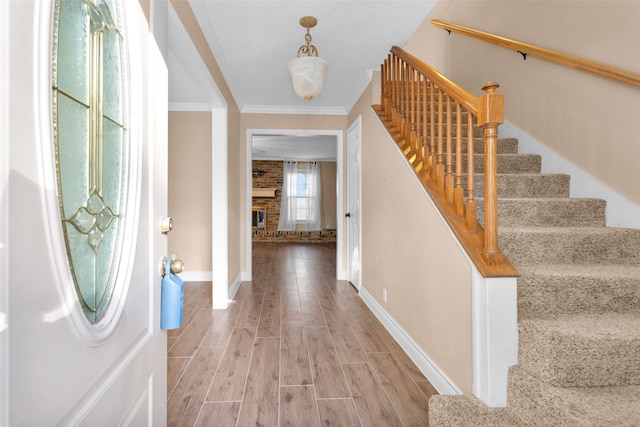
[358,287,461,396]
[502,121,640,229]
[182,272,242,307]
[181,271,212,282]
[228,274,241,301]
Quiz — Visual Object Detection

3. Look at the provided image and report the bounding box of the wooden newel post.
[478,82,505,265]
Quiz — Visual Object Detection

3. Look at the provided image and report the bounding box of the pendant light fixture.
[287,16,328,101]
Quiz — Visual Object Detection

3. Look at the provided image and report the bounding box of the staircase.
[426,133,640,425]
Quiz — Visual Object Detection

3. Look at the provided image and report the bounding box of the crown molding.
[241,104,347,116]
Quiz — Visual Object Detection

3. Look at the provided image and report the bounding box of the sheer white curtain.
[305,161,322,230]
[278,161,298,231]
[277,161,323,231]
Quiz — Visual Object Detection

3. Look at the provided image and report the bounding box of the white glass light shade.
[287,56,328,101]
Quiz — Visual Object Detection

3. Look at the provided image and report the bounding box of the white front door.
[346,116,362,290]
[5,1,168,424]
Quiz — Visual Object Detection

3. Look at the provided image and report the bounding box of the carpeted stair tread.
[428,394,525,426]
[517,264,640,317]
[507,365,640,426]
[499,226,640,265]
[432,366,640,426]
[477,197,606,227]
[519,313,640,387]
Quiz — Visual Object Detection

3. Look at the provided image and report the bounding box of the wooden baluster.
[422,75,429,173]
[429,83,436,181]
[403,62,410,140]
[399,61,406,137]
[454,103,464,216]
[436,90,445,190]
[381,57,387,111]
[466,112,477,233]
[445,95,454,203]
[391,56,397,128]
[415,72,422,166]
[392,55,398,129]
[478,82,505,265]
[381,58,387,116]
[409,66,417,160]
[406,65,413,148]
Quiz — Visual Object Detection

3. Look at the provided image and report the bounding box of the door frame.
[346,116,362,290]
[244,129,346,281]
[0,0,9,422]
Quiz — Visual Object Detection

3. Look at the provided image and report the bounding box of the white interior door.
[6,1,168,424]
[346,116,362,290]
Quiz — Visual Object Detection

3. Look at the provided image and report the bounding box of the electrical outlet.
[382,288,387,303]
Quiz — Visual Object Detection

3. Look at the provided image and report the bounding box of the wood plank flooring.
[167,242,438,426]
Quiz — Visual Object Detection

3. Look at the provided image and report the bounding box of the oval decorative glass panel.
[52,0,129,325]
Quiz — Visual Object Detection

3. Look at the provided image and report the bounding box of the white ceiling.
[252,134,338,161]
[167,0,436,157]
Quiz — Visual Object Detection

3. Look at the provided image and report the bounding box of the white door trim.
[0,0,9,422]
[346,116,362,289]
[244,129,345,280]
[211,107,230,309]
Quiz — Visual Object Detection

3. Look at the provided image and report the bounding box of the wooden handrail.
[431,19,640,89]
[390,47,479,115]
[376,47,518,277]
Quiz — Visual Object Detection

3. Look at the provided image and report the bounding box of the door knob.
[170,258,184,274]
[345,212,351,218]
[160,255,184,277]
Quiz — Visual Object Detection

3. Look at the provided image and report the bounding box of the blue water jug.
[160,258,184,330]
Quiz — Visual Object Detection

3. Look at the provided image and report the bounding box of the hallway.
[167,242,437,426]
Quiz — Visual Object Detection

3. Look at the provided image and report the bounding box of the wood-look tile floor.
[167,242,438,426]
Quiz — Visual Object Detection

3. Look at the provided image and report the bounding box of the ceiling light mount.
[297,16,319,57]
[288,15,328,101]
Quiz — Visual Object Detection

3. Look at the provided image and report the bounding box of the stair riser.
[506,366,597,426]
[447,154,541,174]
[477,198,606,227]
[518,273,640,317]
[462,137,519,154]
[500,228,640,265]
[467,174,571,198]
[520,318,640,387]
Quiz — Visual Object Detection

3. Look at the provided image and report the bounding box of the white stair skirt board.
[359,287,461,397]
[472,272,518,407]
[502,121,640,230]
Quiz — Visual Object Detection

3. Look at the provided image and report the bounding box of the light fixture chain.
[297,26,319,57]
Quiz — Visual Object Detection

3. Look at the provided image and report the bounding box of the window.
[52,0,129,325]
[278,161,322,231]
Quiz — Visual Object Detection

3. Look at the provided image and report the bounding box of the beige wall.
[348,73,473,393]
[168,112,212,271]
[405,0,640,206]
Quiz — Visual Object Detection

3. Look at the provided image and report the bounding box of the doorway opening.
[245,129,346,281]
